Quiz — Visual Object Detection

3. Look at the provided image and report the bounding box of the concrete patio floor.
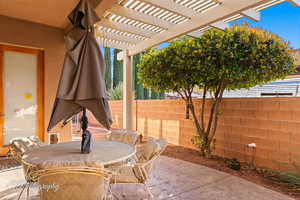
[0,156,294,200]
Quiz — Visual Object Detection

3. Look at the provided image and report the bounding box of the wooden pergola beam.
[287,0,300,6]
[188,30,205,38]
[139,0,198,18]
[95,29,143,44]
[96,38,132,49]
[108,5,175,30]
[126,0,268,56]
[210,21,229,30]
[241,8,261,21]
[98,18,156,38]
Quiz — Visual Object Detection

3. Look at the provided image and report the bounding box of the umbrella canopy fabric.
[48,0,112,131]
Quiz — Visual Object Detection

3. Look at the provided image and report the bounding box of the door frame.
[0,44,44,155]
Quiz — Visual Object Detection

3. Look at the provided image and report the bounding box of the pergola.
[93,0,299,130]
[1,0,299,130]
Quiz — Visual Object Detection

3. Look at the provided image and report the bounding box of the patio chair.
[108,129,141,146]
[9,136,45,163]
[9,136,44,158]
[109,138,167,199]
[8,137,42,200]
[106,129,141,169]
[32,167,112,200]
[28,136,44,147]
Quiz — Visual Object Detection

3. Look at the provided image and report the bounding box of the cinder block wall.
[109,98,300,171]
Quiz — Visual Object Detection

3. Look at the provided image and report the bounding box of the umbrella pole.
[81,108,91,153]
[82,108,88,131]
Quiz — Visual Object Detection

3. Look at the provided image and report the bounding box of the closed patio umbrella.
[48,0,112,153]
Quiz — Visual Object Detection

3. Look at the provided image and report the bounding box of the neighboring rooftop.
[290,49,300,76]
[166,78,300,99]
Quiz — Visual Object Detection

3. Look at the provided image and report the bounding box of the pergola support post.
[123,50,133,130]
[287,0,300,7]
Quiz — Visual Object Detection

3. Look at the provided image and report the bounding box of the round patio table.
[22,141,136,169]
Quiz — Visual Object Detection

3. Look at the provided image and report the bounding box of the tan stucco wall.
[0,15,71,143]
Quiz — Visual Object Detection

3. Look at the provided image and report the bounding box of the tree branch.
[205,80,224,135]
[188,97,205,136]
[183,89,190,100]
[208,85,225,144]
[201,85,207,129]
[176,90,187,101]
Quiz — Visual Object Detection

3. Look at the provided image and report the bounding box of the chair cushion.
[39,171,108,200]
[108,129,140,146]
[110,165,141,184]
[154,138,168,152]
[136,139,160,162]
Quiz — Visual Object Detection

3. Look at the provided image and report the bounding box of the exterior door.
[0,44,44,155]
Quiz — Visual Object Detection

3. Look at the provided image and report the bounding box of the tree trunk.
[187,98,210,157]
[205,85,226,157]
[188,87,225,157]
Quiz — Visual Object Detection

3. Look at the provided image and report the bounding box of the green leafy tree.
[133,54,145,99]
[104,47,112,90]
[138,25,296,156]
[113,49,123,88]
[132,53,165,99]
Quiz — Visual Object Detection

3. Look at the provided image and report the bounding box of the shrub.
[108,82,123,100]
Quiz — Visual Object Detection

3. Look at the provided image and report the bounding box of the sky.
[158,2,300,50]
[234,2,300,49]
